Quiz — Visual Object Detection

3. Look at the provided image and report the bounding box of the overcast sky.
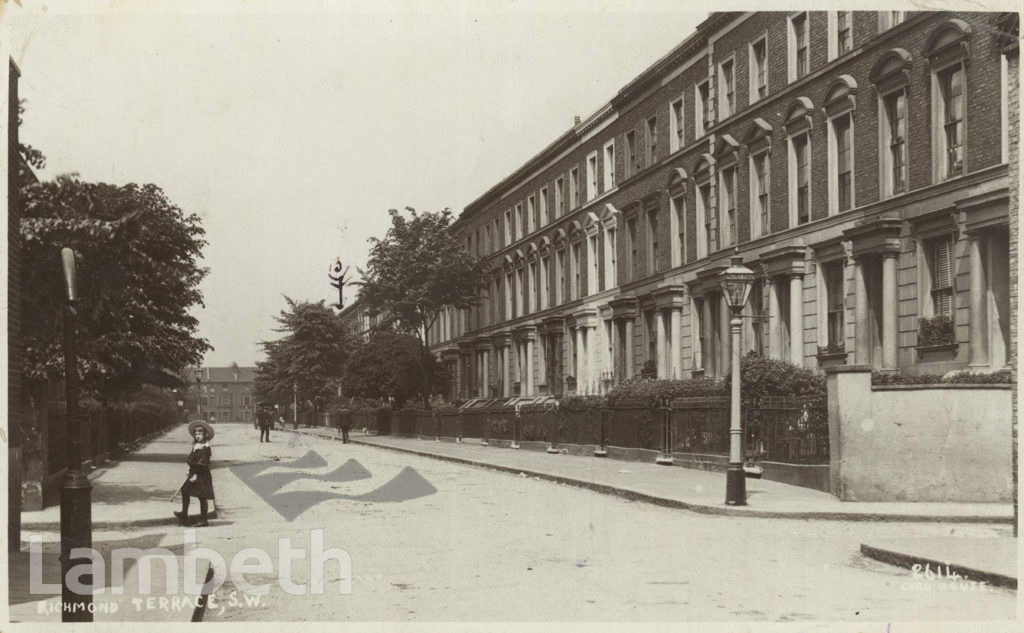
[6,0,709,367]
[10,0,969,368]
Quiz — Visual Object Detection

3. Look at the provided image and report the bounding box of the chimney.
[573,115,581,126]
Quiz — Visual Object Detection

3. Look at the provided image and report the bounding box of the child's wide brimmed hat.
[187,420,215,441]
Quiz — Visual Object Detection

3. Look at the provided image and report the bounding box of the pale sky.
[8,0,959,367]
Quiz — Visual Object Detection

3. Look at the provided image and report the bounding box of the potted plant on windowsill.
[916,314,957,360]
[816,341,847,367]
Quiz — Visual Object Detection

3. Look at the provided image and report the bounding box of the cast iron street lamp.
[59,247,92,622]
[193,367,203,420]
[720,254,754,506]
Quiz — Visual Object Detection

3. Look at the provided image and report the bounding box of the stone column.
[881,252,898,369]
[502,345,511,397]
[575,327,585,391]
[482,349,489,398]
[656,309,668,378]
[968,233,989,367]
[611,320,621,381]
[537,335,546,392]
[767,278,781,360]
[702,298,714,375]
[854,257,870,365]
[670,307,682,379]
[719,292,731,377]
[525,338,535,396]
[789,273,804,367]
[624,319,635,378]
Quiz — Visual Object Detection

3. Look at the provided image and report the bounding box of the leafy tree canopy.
[255,297,354,410]
[20,175,211,398]
[360,207,486,334]
[341,329,447,408]
[358,207,486,403]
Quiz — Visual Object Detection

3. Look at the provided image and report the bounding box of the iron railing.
[345,396,828,465]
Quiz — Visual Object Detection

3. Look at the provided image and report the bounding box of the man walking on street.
[258,408,272,442]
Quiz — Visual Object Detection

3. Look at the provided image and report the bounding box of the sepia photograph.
[1,1,1020,630]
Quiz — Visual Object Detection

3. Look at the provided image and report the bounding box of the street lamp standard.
[720,254,754,506]
[59,247,93,622]
[193,367,203,420]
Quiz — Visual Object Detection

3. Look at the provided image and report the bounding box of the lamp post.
[59,247,92,622]
[720,254,754,506]
[293,381,299,429]
[194,367,203,420]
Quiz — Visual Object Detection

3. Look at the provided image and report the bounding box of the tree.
[341,329,444,408]
[20,175,211,401]
[358,208,486,405]
[255,297,354,418]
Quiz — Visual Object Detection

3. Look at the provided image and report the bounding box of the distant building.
[337,298,383,340]
[182,365,257,423]
[430,11,1017,401]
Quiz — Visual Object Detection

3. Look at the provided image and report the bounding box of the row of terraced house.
[425,11,1018,404]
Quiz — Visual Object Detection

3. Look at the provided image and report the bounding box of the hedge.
[604,354,825,406]
[872,370,1013,386]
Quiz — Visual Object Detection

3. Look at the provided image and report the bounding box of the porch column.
[701,298,714,375]
[656,309,668,378]
[502,345,511,397]
[481,350,489,398]
[575,327,585,392]
[789,273,804,367]
[536,335,546,392]
[670,307,682,379]
[882,252,898,369]
[719,292,731,377]
[854,257,870,365]
[590,326,601,393]
[968,232,989,366]
[525,338,535,396]
[767,278,781,360]
[624,318,635,378]
[611,320,621,381]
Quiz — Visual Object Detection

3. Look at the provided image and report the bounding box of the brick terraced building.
[430,11,1017,402]
[183,366,257,424]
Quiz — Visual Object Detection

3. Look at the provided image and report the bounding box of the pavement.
[12,424,222,623]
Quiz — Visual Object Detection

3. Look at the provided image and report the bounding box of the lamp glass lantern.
[720,256,754,312]
[193,367,203,382]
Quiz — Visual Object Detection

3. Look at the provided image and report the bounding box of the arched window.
[743,118,773,239]
[870,49,912,197]
[667,168,688,267]
[693,155,715,258]
[924,20,972,181]
[784,98,815,226]
[824,75,858,214]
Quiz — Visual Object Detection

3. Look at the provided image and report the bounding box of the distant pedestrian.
[174,420,215,528]
[340,415,350,444]
[259,410,272,443]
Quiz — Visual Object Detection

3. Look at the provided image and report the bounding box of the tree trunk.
[418,325,432,409]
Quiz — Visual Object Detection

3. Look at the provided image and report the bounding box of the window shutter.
[932,237,954,316]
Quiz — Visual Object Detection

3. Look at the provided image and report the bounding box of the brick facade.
[433,11,1016,401]
[183,366,257,424]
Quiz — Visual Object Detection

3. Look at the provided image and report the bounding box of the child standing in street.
[174,420,215,527]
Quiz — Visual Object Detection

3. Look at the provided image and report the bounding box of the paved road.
[125,423,1018,622]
